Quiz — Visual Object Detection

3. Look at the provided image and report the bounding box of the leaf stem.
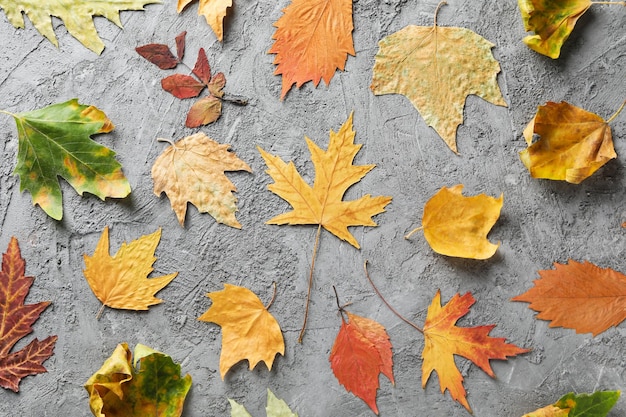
[434,1,448,26]
[606,100,626,124]
[222,95,249,106]
[404,225,424,239]
[298,224,322,343]
[96,303,106,320]
[265,281,278,310]
[332,285,347,322]
[364,260,423,334]
[0,109,15,118]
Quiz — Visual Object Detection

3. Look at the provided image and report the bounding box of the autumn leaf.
[522,391,620,417]
[269,0,355,99]
[177,0,232,41]
[371,3,506,153]
[85,343,192,417]
[152,133,251,228]
[330,310,394,415]
[83,227,178,318]
[0,0,159,54]
[512,260,626,336]
[229,389,298,417]
[136,44,180,69]
[0,99,131,220]
[520,101,623,184]
[423,290,529,412]
[405,185,503,259]
[198,284,284,379]
[161,74,206,99]
[0,238,57,392]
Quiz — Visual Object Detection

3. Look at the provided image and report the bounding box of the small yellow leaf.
[83,227,177,314]
[178,0,232,41]
[522,405,570,417]
[408,185,503,259]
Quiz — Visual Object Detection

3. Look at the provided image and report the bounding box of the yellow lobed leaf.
[85,343,133,417]
[258,112,392,249]
[411,185,502,259]
[520,101,617,184]
[151,133,251,228]
[83,227,177,313]
[371,7,506,153]
[177,0,232,41]
[198,284,284,379]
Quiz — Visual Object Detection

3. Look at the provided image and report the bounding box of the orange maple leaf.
[330,311,394,415]
[422,290,529,412]
[513,260,626,336]
[269,0,355,99]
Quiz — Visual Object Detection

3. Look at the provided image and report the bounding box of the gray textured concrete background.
[0,1,625,416]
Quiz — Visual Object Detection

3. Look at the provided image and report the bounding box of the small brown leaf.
[136,44,179,69]
[185,96,222,128]
[161,74,206,99]
[193,48,212,85]
[208,73,226,98]
[175,31,187,61]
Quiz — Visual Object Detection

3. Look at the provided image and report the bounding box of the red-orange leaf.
[193,48,212,85]
[0,237,57,392]
[513,260,626,336]
[135,44,179,69]
[422,290,528,412]
[161,74,206,99]
[269,0,355,99]
[185,96,222,128]
[175,31,187,61]
[330,311,394,414]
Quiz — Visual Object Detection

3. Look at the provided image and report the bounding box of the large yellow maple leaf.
[151,133,251,228]
[177,0,232,41]
[371,4,506,153]
[198,284,284,379]
[422,290,529,412]
[83,227,177,317]
[269,0,355,99]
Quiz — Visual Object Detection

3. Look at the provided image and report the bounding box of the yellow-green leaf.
[522,391,620,417]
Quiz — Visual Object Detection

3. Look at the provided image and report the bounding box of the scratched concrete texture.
[0,0,625,416]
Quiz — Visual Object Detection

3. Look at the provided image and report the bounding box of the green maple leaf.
[3,99,131,220]
[0,0,160,54]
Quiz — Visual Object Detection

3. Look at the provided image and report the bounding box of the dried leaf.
[371,5,506,153]
[177,0,232,41]
[522,391,620,417]
[269,0,355,99]
[193,48,212,84]
[258,112,392,249]
[519,101,619,184]
[83,227,178,315]
[0,238,57,392]
[6,99,131,220]
[135,44,179,69]
[229,389,298,417]
[513,260,626,336]
[422,290,529,412]
[408,185,503,259]
[0,0,159,54]
[185,96,223,128]
[175,31,187,61]
[330,311,394,414]
[198,284,284,379]
[522,405,570,417]
[229,399,253,417]
[85,343,192,417]
[161,74,206,99]
[151,133,251,228]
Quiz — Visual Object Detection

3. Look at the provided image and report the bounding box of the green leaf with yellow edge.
[3,99,130,220]
[85,343,192,417]
[371,3,506,153]
[0,0,160,54]
[229,398,253,417]
[522,391,620,417]
[228,389,298,417]
[520,101,623,184]
[406,185,503,259]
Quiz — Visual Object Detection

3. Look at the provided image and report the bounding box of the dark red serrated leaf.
[136,44,179,69]
[208,72,226,98]
[330,312,394,415]
[185,96,222,128]
[161,74,205,99]
[0,237,57,392]
[175,31,187,61]
[193,48,212,85]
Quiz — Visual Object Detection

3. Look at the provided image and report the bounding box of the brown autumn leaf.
[198,284,284,379]
[371,3,506,153]
[330,311,394,415]
[269,0,355,99]
[135,43,179,69]
[161,74,206,99]
[423,290,529,412]
[175,31,187,61]
[177,0,232,41]
[83,227,178,317]
[520,101,623,184]
[513,260,626,336]
[405,185,503,259]
[151,133,252,228]
[0,237,57,392]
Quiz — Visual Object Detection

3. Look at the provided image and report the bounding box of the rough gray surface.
[0,1,625,416]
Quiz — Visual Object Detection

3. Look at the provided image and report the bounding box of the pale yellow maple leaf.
[371,4,506,153]
[151,133,251,228]
[178,0,232,41]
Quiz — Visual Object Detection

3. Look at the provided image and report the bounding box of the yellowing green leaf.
[229,399,253,417]
[228,390,297,417]
[85,343,192,417]
[406,185,503,259]
[522,391,620,417]
[371,4,505,153]
[0,0,159,54]
[4,99,130,220]
[177,0,232,41]
[522,405,569,417]
[151,133,251,228]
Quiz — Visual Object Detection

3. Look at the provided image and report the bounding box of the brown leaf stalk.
[298,224,323,343]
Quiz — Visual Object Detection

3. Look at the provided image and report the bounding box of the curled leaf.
[177,0,232,41]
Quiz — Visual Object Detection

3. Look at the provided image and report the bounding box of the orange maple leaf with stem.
[364,261,529,413]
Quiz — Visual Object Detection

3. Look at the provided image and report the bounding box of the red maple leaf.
[0,237,57,392]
